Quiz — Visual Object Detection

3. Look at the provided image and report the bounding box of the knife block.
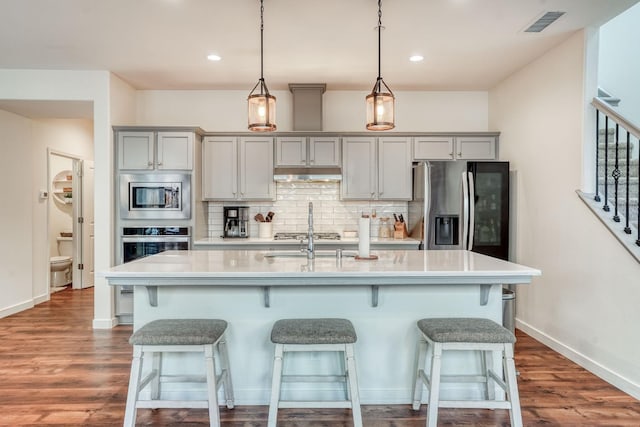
[394,221,408,239]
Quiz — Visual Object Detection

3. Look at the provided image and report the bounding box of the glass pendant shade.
[248,81,276,131]
[366,78,395,131]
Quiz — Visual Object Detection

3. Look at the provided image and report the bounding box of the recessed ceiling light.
[409,55,424,62]
[207,54,222,61]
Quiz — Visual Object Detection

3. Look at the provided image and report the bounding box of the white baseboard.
[93,317,119,329]
[33,292,49,305]
[516,319,640,400]
[0,299,35,319]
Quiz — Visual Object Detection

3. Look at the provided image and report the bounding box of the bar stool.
[411,318,522,427]
[124,319,234,427]
[268,318,362,427]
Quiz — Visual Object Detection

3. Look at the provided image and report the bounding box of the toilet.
[50,237,73,287]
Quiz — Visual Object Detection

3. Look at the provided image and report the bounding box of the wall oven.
[116,226,190,324]
[120,173,191,220]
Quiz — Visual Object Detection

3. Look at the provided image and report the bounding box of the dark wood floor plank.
[0,287,639,426]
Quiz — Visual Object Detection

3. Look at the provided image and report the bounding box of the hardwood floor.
[1,288,639,426]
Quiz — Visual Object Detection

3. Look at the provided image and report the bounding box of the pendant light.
[366,0,395,131]
[248,0,276,132]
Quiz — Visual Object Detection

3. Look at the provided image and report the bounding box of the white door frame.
[47,149,94,294]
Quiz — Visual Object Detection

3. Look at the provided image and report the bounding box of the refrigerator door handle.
[461,170,470,250]
[423,162,431,249]
[467,171,476,251]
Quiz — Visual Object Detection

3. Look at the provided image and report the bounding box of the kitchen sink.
[263,250,356,258]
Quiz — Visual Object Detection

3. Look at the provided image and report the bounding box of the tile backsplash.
[206,182,408,238]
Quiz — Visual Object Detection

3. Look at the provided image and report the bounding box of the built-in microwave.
[120,173,191,220]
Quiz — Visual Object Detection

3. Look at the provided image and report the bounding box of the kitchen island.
[102,249,540,405]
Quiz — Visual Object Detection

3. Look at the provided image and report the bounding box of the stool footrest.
[279,400,354,409]
[136,399,209,409]
[438,400,512,410]
[282,374,347,383]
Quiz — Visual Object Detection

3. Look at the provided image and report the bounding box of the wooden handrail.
[592,97,640,140]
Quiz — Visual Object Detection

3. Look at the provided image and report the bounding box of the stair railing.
[591,97,640,247]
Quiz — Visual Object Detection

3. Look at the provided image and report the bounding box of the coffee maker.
[223,207,249,238]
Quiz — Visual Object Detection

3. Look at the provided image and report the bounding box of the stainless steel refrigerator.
[408,161,510,260]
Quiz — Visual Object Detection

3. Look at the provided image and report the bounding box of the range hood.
[273,83,342,182]
[273,167,342,182]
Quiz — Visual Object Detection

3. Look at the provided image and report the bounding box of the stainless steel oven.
[120,173,191,220]
[116,226,191,324]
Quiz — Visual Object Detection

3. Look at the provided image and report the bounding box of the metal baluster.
[637,134,640,246]
[603,116,610,212]
[595,109,601,202]
[624,130,632,234]
[612,124,621,222]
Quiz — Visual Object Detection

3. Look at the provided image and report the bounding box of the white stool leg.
[503,344,523,427]
[268,344,284,427]
[217,337,235,409]
[204,344,221,427]
[426,342,442,427]
[482,350,495,401]
[345,344,363,427]
[412,336,428,410]
[124,346,143,427]
[150,351,161,401]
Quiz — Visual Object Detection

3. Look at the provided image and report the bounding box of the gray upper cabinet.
[118,131,194,170]
[202,136,274,201]
[378,137,413,200]
[413,135,496,160]
[275,136,340,167]
[342,136,412,200]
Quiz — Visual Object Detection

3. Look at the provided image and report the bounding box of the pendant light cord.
[377,0,382,80]
[260,0,264,81]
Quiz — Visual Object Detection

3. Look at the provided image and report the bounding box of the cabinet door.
[239,137,275,200]
[202,136,238,200]
[118,131,154,170]
[413,136,455,160]
[456,136,496,160]
[309,137,340,167]
[378,137,412,200]
[157,132,193,170]
[276,137,306,166]
[341,137,376,200]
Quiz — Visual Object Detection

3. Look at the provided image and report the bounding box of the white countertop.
[192,237,421,246]
[101,249,541,286]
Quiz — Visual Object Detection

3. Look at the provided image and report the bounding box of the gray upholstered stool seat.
[124,319,234,427]
[268,318,362,427]
[129,319,228,346]
[412,317,522,427]
[417,317,516,344]
[271,318,357,344]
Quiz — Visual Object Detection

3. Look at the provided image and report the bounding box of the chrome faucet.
[307,202,315,259]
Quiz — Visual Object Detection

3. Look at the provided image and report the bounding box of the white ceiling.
[0,0,636,99]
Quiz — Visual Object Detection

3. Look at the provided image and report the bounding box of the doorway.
[48,150,95,292]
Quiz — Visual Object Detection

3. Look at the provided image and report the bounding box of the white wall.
[0,69,114,327]
[489,30,640,398]
[599,3,640,121]
[136,90,488,132]
[0,110,35,317]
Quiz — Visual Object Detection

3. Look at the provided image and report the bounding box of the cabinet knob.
[449,153,454,158]
[157,162,163,166]
[147,161,153,167]
[457,152,462,157]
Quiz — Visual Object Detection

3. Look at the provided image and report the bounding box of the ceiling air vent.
[524,11,566,33]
